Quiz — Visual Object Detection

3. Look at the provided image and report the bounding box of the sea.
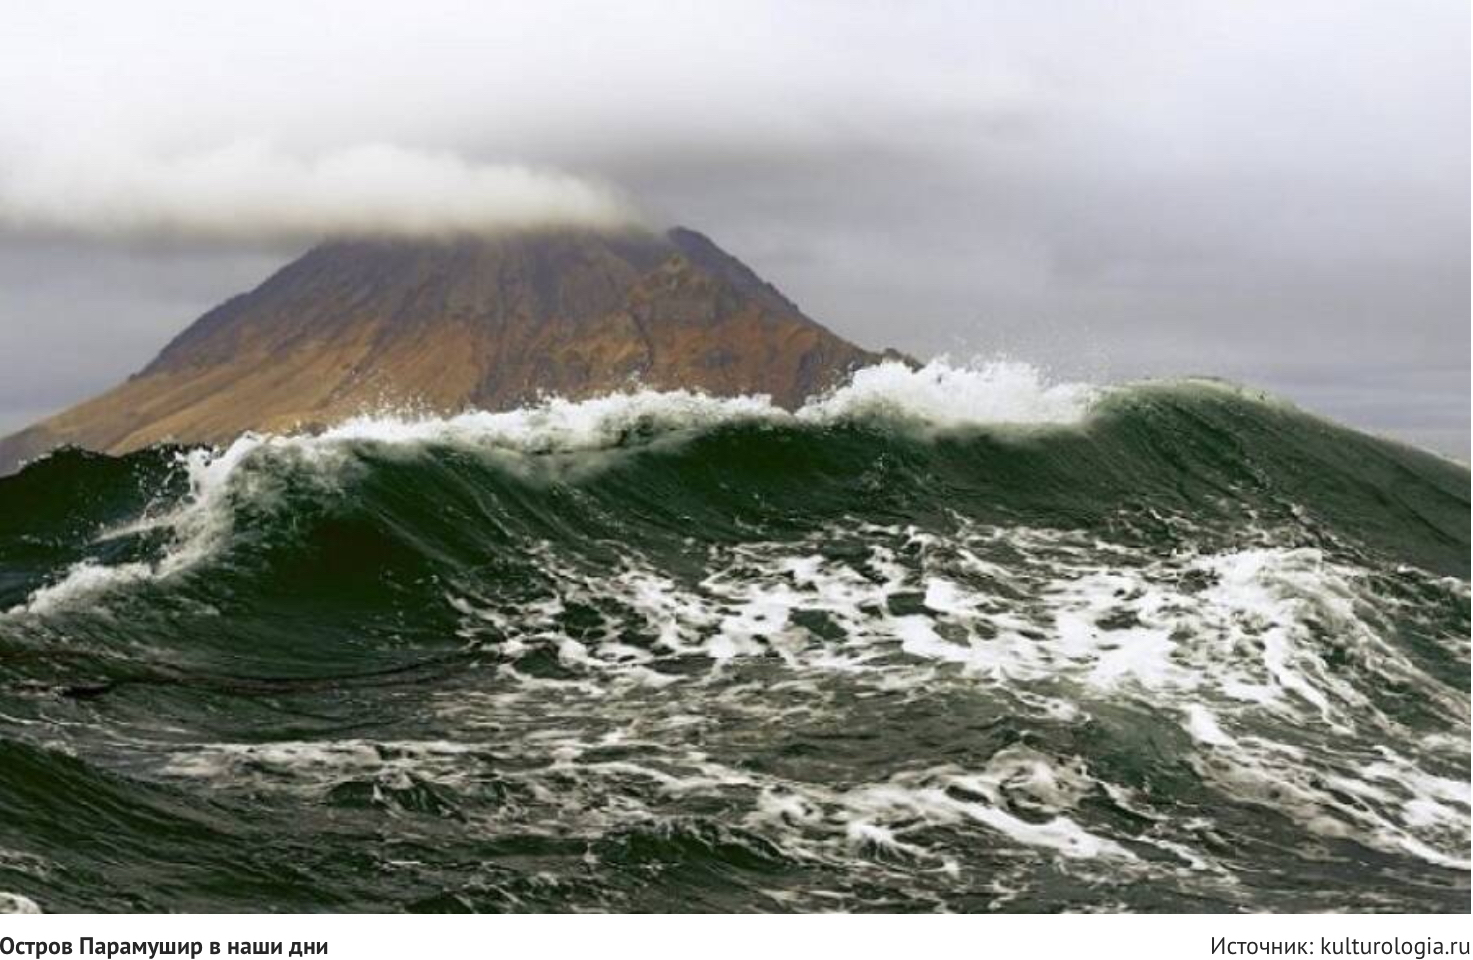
[0,361,1466,912]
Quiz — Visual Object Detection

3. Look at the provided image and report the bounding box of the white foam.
[0,893,40,914]
[5,435,351,616]
[158,501,1470,878]
[1183,705,1236,747]
[17,559,157,616]
[8,359,1097,617]
[270,358,1096,457]
[801,358,1097,428]
[442,516,1469,869]
[7,358,1466,879]
[829,752,1135,862]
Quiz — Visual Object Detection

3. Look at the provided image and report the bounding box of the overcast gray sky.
[1,0,1467,455]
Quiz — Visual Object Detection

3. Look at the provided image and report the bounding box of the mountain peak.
[1,226,888,472]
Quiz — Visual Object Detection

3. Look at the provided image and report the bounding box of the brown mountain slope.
[0,227,892,473]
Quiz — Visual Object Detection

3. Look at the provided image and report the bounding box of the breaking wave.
[0,360,1466,912]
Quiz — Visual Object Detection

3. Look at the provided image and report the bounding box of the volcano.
[0,227,894,473]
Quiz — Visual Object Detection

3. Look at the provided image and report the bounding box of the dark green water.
[0,367,1467,912]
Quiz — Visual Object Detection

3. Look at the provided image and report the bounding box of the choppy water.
[0,362,1467,912]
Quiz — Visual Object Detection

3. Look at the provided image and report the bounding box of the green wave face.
[0,369,1467,912]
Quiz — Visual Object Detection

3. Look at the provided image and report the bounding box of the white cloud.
[0,0,1464,451]
[0,141,637,240]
